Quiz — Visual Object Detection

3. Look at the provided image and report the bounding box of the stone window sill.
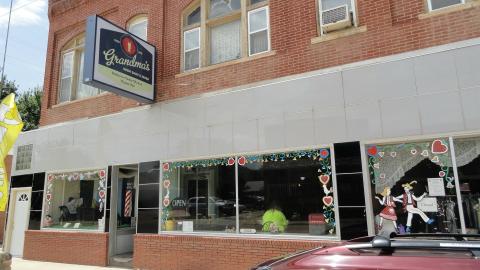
[175,50,276,78]
[311,26,367,45]
[51,92,112,109]
[419,1,480,20]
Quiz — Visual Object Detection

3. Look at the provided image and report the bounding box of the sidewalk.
[12,258,127,270]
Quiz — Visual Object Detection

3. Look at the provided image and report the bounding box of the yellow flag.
[0,93,24,211]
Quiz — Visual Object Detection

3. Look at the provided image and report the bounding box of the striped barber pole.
[124,190,132,217]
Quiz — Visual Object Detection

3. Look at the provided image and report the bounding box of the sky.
[0,0,48,93]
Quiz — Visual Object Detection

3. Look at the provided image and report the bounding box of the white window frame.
[427,0,465,12]
[127,16,149,40]
[184,27,201,71]
[59,51,75,103]
[247,6,271,56]
[318,0,358,36]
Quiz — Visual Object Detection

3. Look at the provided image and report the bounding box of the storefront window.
[367,139,460,234]
[161,158,236,233]
[238,148,336,236]
[43,169,107,231]
[454,137,480,234]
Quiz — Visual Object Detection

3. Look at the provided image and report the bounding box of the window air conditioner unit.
[321,4,352,33]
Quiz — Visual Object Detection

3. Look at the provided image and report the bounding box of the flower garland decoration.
[45,169,107,219]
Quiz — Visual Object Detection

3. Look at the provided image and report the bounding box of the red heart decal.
[238,156,246,166]
[99,170,106,178]
[99,190,105,199]
[431,139,448,154]
[163,163,170,171]
[319,175,330,185]
[227,157,235,166]
[323,196,334,206]
[163,197,170,207]
[46,194,52,201]
[48,174,53,181]
[367,146,378,156]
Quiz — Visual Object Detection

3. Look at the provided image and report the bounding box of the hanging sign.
[84,15,156,103]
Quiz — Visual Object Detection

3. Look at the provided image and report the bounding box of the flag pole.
[1,0,14,86]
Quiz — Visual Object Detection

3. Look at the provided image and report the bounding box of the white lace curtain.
[210,20,241,65]
[370,138,480,193]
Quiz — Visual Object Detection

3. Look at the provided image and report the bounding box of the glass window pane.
[430,0,463,10]
[249,30,268,55]
[210,20,241,65]
[338,207,367,240]
[187,7,201,25]
[161,158,236,233]
[33,172,46,192]
[184,28,200,51]
[238,148,336,236]
[454,137,480,234]
[76,51,99,100]
[138,184,160,208]
[139,161,160,185]
[337,174,365,206]
[31,191,44,211]
[249,8,267,33]
[128,19,148,40]
[11,174,33,188]
[43,170,107,231]
[366,139,461,235]
[209,0,241,19]
[61,52,74,78]
[117,174,136,229]
[251,0,266,5]
[321,0,352,11]
[59,78,72,103]
[29,211,42,230]
[138,209,159,233]
[185,49,200,71]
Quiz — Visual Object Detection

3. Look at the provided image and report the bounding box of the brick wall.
[23,230,109,266]
[40,0,480,126]
[133,234,340,270]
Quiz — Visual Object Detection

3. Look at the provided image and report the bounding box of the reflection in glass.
[161,158,236,233]
[367,139,460,235]
[209,0,241,19]
[454,137,480,234]
[238,149,336,236]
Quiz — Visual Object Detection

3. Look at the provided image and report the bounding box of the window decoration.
[239,148,336,236]
[43,168,107,231]
[181,0,270,72]
[58,35,101,103]
[428,0,464,11]
[367,139,461,234]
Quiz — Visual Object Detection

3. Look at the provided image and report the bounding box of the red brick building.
[4,0,480,269]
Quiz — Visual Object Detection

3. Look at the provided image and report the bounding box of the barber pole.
[124,190,132,217]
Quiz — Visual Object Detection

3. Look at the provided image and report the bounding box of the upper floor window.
[317,0,357,35]
[127,15,148,41]
[181,0,270,72]
[427,0,464,11]
[58,35,101,104]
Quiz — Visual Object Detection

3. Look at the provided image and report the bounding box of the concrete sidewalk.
[12,258,126,270]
